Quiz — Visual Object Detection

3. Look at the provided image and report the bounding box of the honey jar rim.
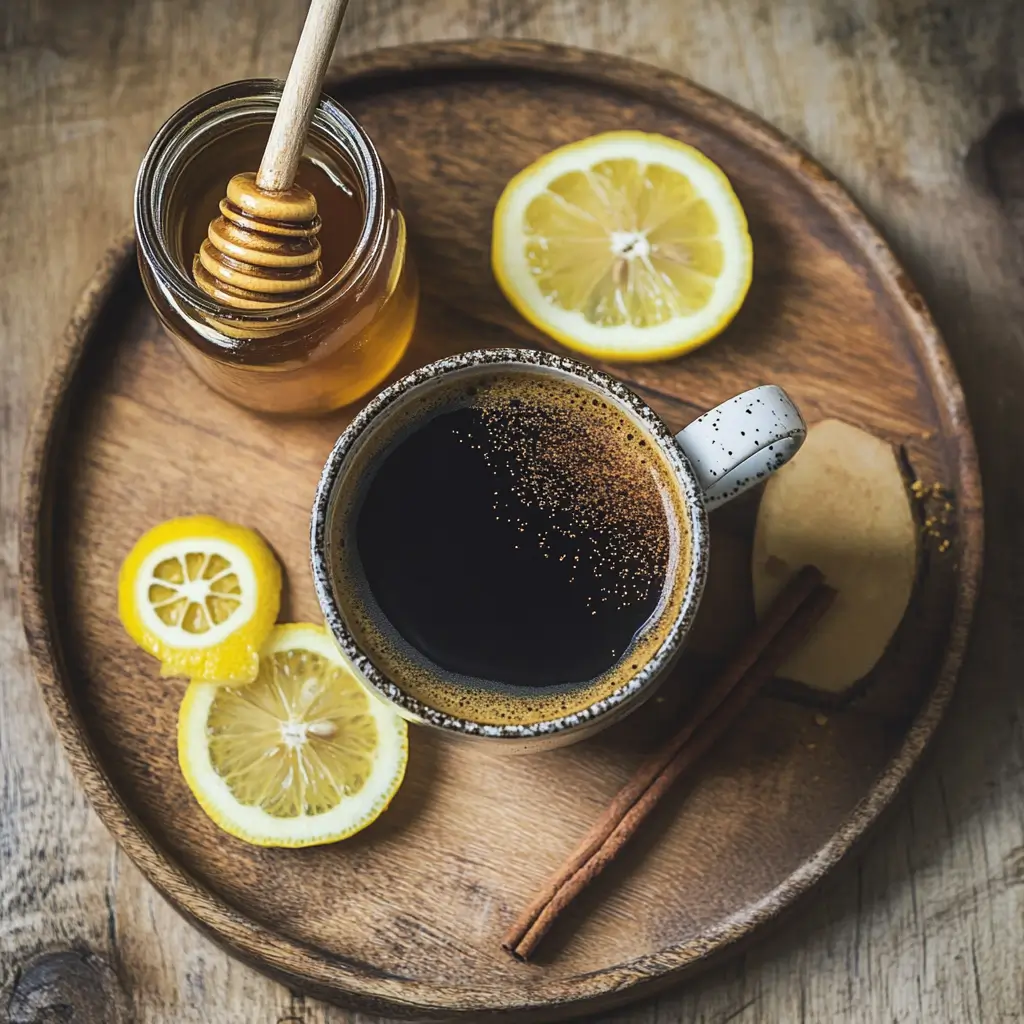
[134,78,388,326]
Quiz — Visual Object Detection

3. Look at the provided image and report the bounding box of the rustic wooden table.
[2,1,1023,1021]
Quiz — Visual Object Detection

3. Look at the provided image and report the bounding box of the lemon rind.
[118,515,281,685]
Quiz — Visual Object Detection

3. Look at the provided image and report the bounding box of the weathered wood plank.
[2,1,1023,1021]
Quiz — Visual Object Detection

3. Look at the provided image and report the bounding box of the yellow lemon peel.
[118,514,281,684]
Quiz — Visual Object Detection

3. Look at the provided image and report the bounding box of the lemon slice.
[492,131,752,361]
[178,624,408,847]
[118,515,281,684]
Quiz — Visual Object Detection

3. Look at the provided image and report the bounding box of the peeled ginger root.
[752,419,917,693]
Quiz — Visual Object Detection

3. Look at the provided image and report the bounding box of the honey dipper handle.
[257,0,350,192]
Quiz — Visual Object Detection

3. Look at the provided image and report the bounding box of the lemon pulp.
[141,540,252,642]
[178,624,407,846]
[492,131,752,361]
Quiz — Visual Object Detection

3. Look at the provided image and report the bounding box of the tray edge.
[17,39,984,1021]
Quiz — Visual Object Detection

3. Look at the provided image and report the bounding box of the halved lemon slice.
[178,624,407,847]
[492,131,752,362]
[118,515,281,684]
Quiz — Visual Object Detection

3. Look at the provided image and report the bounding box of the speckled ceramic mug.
[311,348,805,751]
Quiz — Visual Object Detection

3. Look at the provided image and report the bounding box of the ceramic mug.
[311,348,805,750]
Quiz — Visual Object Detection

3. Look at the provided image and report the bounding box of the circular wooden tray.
[20,40,982,1021]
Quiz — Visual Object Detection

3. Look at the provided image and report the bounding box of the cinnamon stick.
[502,566,835,962]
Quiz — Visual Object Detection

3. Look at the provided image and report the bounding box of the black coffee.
[341,374,687,714]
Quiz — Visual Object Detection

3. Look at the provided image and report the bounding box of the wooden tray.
[20,40,982,1021]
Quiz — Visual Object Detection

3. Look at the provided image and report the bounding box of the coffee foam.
[330,369,691,726]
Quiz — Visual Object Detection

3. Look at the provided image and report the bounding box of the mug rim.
[310,347,709,739]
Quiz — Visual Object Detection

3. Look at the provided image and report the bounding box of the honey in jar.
[135,80,418,415]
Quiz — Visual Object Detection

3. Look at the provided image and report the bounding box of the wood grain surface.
[2,2,1022,1022]
[16,41,981,1018]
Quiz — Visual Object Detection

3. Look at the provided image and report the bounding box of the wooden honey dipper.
[193,0,351,310]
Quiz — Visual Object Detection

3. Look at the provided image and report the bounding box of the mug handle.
[674,385,806,509]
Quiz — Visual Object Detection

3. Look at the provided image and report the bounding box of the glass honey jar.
[135,80,418,415]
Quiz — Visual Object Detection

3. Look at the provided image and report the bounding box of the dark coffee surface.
[352,376,677,690]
